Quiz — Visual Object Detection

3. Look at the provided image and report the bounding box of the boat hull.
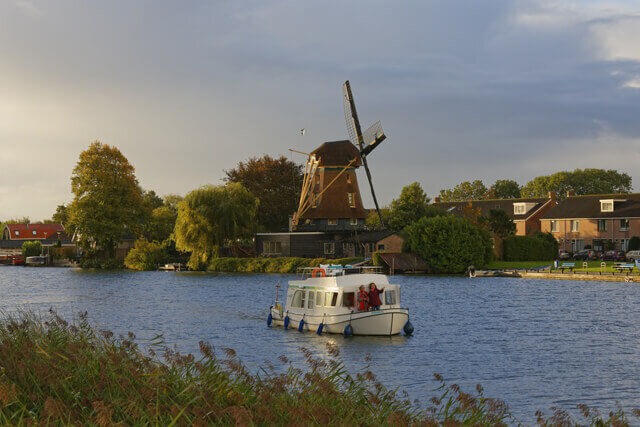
[270,307,409,336]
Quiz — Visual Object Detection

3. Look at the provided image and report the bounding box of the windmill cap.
[311,140,362,167]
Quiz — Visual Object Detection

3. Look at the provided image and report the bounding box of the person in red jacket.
[357,285,369,311]
[368,283,384,311]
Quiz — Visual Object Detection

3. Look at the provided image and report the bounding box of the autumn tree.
[521,169,632,199]
[482,209,516,238]
[51,205,69,226]
[174,183,259,270]
[438,180,488,202]
[488,179,521,199]
[68,142,145,256]
[224,155,303,232]
[143,190,164,210]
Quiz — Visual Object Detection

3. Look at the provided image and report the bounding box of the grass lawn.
[485,260,636,274]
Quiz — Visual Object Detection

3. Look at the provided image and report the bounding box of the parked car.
[626,250,640,261]
[601,250,626,261]
[558,250,571,260]
[573,250,597,261]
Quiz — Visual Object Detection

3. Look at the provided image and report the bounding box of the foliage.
[438,180,488,202]
[124,239,168,271]
[51,204,69,228]
[225,155,303,232]
[50,246,77,260]
[79,255,124,269]
[144,206,178,242]
[162,194,184,210]
[0,217,31,234]
[142,190,164,210]
[68,142,145,256]
[365,208,392,231]
[488,179,521,199]
[0,311,537,425]
[404,215,493,274]
[482,209,516,238]
[208,257,362,273]
[21,241,42,258]
[521,169,632,199]
[174,183,259,270]
[628,236,640,251]
[502,233,558,261]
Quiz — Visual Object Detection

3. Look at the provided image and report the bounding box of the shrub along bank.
[208,257,362,273]
[502,233,558,261]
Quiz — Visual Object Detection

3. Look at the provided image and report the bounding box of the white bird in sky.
[300,128,306,135]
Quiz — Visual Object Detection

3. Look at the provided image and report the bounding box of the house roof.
[3,223,67,240]
[311,140,362,167]
[341,230,397,243]
[433,197,551,220]
[376,252,429,272]
[541,193,640,219]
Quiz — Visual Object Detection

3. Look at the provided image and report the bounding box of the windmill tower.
[291,81,387,232]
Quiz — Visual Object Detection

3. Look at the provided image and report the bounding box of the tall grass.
[207,257,363,273]
[0,311,636,425]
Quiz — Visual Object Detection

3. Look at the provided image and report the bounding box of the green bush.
[503,232,558,261]
[21,241,42,258]
[50,246,77,260]
[124,239,169,271]
[628,236,640,251]
[207,257,362,273]
[404,215,493,274]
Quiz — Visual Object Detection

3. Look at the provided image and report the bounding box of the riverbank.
[207,257,362,273]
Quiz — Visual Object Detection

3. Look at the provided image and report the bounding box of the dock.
[473,268,640,282]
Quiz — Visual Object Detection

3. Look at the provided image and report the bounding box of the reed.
[0,311,635,425]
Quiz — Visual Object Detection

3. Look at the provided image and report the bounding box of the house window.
[323,242,335,255]
[262,241,282,255]
[346,174,351,184]
[32,230,36,236]
[570,220,579,232]
[377,244,385,251]
[327,219,338,226]
[350,218,358,226]
[514,204,526,215]
[550,220,559,232]
[14,231,19,236]
[597,219,607,232]
[620,219,630,231]
[601,201,613,212]
[347,193,356,208]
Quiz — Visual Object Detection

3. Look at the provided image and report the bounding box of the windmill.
[342,80,387,227]
[289,81,387,231]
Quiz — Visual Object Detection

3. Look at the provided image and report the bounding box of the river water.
[1,266,639,421]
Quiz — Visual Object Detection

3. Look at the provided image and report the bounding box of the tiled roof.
[311,140,362,167]
[541,193,640,219]
[3,223,66,240]
[433,197,551,220]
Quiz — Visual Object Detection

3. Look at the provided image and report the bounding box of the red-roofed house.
[1,223,73,254]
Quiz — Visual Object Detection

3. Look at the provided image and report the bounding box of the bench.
[558,262,575,272]
[613,263,635,273]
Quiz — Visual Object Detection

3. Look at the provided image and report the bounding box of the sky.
[2,0,640,220]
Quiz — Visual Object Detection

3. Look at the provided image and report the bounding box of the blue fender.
[283,315,290,329]
[316,323,324,335]
[343,324,354,337]
[298,318,305,332]
[267,312,273,326]
[403,320,414,336]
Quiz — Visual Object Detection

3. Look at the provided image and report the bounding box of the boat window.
[307,291,314,309]
[291,290,304,308]
[325,292,338,307]
[385,290,396,305]
[316,291,324,306]
[342,292,355,307]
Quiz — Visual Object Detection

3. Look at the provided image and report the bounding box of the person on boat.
[368,283,384,311]
[357,285,369,312]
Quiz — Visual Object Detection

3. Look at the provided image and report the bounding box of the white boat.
[268,265,413,336]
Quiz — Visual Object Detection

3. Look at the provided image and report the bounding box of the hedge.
[21,241,42,258]
[207,257,362,273]
[502,233,558,261]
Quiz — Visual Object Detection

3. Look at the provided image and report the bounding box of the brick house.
[0,223,73,255]
[433,193,557,236]
[540,192,640,252]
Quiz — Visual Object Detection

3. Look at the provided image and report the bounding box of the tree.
[521,169,632,199]
[404,216,492,274]
[483,209,516,238]
[488,180,521,199]
[628,236,640,251]
[22,241,42,258]
[124,239,168,271]
[503,233,558,261]
[163,194,184,210]
[174,183,259,270]
[68,142,145,256]
[144,206,178,242]
[365,208,392,231]
[225,155,303,232]
[52,205,69,226]
[143,190,164,210]
[438,180,488,202]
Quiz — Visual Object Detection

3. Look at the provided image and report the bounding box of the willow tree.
[68,141,144,256]
[174,183,259,270]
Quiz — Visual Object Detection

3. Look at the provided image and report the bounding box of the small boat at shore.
[268,265,413,336]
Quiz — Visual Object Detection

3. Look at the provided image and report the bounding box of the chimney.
[434,197,441,203]
[548,191,556,200]
[566,190,575,197]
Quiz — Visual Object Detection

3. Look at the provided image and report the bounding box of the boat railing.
[297,265,384,278]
